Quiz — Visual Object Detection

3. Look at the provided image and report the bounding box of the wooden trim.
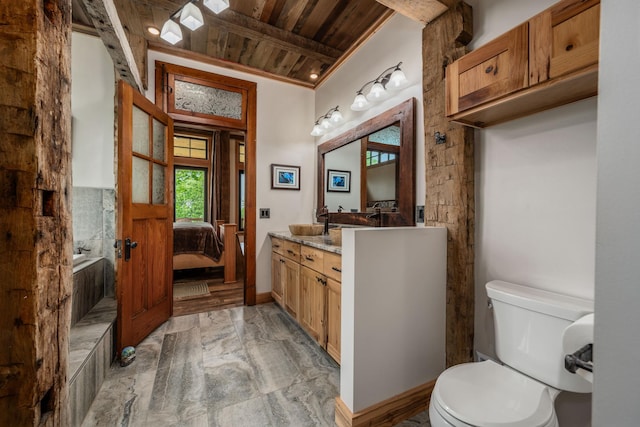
[221,224,237,284]
[150,43,315,89]
[256,292,275,305]
[334,380,436,427]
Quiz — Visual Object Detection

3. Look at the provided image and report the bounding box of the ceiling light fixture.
[160,0,229,45]
[310,106,344,137]
[203,0,230,14]
[147,26,160,36]
[350,62,409,112]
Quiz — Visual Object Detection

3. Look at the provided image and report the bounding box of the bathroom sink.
[329,228,342,246]
[288,224,324,236]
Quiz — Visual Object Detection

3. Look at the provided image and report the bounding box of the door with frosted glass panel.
[116,81,173,352]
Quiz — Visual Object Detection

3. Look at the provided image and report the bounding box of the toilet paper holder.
[564,343,593,374]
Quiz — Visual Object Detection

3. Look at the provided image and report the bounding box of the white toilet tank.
[487,280,594,393]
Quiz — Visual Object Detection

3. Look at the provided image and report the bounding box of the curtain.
[210,131,231,224]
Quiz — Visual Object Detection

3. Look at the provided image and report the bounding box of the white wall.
[466,1,597,425]
[314,13,425,212]
[341,227,446,412]
[593,0,640,424]
[71,32,115,189]
[146,51,316,294]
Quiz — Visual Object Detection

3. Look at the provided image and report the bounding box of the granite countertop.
[268,231,341,254]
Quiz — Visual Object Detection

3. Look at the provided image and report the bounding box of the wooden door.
[116,81,174,352]
[300,266,326,346]
[283,257,300,319]
[326,278,341,364]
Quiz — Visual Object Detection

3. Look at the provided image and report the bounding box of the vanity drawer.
[283,240,301,262]
[301,245,324,272]
[324,252,342,282]
[271,237,285,255]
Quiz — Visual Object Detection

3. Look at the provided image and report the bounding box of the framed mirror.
[316,98,415,227]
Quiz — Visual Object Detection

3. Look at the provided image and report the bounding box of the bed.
[173,220,238,283]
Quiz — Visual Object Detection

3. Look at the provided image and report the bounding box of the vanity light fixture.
[160,0,229,45]
[310,106,344,137]
[350,62,409,112]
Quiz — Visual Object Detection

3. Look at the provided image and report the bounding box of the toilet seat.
[431,360,557,427]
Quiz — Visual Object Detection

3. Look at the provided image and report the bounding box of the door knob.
[124,238,138,261]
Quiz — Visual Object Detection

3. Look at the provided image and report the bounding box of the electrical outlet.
[416,205,425,223]
[259,208,270,219]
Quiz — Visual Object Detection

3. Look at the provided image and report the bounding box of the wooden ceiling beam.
[203,9,342,64]
[80,0,144,92]
[375,0,449,25]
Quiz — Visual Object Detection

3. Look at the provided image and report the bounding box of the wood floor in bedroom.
[173,268,244,316]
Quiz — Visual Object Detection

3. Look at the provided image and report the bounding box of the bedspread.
[173,222,223,261]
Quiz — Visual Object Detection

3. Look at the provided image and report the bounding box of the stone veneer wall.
[72,187,115,296]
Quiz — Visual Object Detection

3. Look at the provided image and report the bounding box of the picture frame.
[271,164,300,190]
[327,169,351,192]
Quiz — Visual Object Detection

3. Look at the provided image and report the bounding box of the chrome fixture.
[310,106,344,137]
[350,62,409,112]
[160,0,229,45]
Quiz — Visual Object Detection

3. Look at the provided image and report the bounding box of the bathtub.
[72,256,105,325]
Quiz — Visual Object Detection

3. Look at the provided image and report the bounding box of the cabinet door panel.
[449,23,528,114]
[326,278,341,364]
[549,2,599,79]
[271,252,284,306]
[300,266,326,346]
[283,258,300,319]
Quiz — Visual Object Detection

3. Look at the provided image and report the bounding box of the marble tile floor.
[82,303,431,427]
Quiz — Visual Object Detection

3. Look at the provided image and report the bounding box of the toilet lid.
[433,360,555,427]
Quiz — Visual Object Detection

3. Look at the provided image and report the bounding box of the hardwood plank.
[375,0,448,25]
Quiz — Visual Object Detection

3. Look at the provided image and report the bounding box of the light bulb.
[160,20,183,45]
[366,81,388,102]
[180,3,204,31]
[388,69,409,90]
[310,124,324,136]
[203,0,230,14]
[350,93,370,111]
[329,109,343,125]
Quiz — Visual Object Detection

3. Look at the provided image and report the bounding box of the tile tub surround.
[72,186,115,296]
[72,257,104,326]
[69,297,116,427]
[82,304,432,426]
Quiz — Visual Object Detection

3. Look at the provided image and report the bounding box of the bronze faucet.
[366,203,383,227]
[318,205,330,234]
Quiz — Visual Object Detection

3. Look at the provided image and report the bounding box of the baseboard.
[255,292,274,304]
[335,380,436,427]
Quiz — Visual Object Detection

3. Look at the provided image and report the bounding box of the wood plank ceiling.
[72,0,393,87]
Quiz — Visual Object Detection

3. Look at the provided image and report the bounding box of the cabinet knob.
[305,256,314,262]
[565,43,574,51]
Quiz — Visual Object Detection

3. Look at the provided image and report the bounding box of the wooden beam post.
[0,0,73,425]
[81,0,145,91]
[422,1,475,367]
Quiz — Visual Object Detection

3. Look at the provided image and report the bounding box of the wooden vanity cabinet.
[271,237,300,319]
[446,0,600,127]
[271,238,342,364]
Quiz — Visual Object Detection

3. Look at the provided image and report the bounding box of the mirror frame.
[317,98,416,227]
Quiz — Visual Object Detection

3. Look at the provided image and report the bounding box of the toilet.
[429,280,594,427]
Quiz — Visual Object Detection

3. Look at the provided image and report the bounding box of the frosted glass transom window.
[174,80,242,120]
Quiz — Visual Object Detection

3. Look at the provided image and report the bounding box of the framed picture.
[271,164,300,190]
[327,169,351,192]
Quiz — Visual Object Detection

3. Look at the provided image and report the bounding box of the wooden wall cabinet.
[446,0,600,128]
[270,236,341,364]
